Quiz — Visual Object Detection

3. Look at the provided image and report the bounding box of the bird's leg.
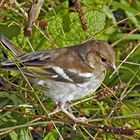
[60,102,88,123]
[65,101,73,114]
[51,101,71,115]
[52,101,62,114]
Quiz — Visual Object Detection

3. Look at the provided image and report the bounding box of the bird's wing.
[1,49,93,84]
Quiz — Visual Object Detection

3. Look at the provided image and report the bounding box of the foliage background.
[0,0,140,139]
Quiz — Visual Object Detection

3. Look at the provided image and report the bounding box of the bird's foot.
[72,117,88,130]
[61,104,88,124]
[73,117,88,123]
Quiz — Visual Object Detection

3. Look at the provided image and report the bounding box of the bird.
[0,33,116,123]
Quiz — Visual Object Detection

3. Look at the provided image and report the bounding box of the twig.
[75,0,87,30]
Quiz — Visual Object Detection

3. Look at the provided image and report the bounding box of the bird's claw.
[73,117,88,123]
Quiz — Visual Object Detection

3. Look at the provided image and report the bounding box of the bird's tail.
[0,33,23,57]
[0,33,24,71]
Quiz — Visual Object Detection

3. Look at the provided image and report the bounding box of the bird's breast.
[35,71,105,103]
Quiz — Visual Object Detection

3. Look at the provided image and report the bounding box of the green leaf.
[46,10,106,47]
[9,131,18,140]
[43,129,58,140]
[0,91,22,105]
[17,128,32,140]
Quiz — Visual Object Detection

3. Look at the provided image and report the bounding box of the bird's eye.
[101,57,106,62]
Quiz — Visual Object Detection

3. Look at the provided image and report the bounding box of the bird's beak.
[109,63,120,79]
[109,63,117,72]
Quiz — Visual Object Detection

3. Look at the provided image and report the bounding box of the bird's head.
[87,40,116,72]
